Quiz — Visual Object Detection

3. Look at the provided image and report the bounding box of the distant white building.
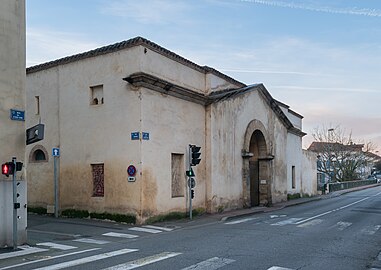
[26,37,317,223]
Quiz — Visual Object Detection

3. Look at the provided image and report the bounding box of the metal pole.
[54,156,59,218]
[189,145,192,220]
[189,181,192,220]
[12,157,17,250]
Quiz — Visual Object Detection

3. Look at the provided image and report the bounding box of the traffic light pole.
[188,145,192,220]
[12,157,17,250]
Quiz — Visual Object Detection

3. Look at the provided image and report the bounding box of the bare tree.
[309,125,376,182]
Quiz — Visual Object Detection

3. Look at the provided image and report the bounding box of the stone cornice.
[123,72,306,137]
[123,72,208,105]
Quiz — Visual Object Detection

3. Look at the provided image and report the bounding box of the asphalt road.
[0,186,380,270]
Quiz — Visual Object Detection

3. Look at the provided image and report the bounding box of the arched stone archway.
[242,120,273,207]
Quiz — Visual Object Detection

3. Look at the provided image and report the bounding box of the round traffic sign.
[127,165,137,176]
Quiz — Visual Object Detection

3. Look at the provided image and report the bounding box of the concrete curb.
[220,196,322,222]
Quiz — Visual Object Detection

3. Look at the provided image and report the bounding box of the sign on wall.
[10,109,25,121]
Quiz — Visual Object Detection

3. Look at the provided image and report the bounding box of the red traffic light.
[2,162,15,177]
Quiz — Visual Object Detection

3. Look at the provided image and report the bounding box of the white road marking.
[270,215,287,219]
[180,257,235,270]
[102,232,139,239]
[361,225,381,235]
[143,225,174,231]
[36,242,77,250]
[28,229,81,238]
[271,218,304,226]
[294,196,371,225]
[73,238,110,244]
[0,246,48,260]
[336,221,352,231]
[102,252,181,270]
[297,219,323,228]
[32,248,138,270]
[0,248,100,270]
[224,217,257,225]
[128,227,162,234]
[267,266,294,270]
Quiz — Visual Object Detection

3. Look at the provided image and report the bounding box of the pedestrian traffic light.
[190,145,201,166]
[191,189,195,199]
[2,162,15,177]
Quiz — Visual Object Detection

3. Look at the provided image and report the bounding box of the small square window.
[90,85,104,105]
[35,96,40,115]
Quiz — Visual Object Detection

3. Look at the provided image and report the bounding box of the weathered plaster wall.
[26,68,59,206]
[208,89,290,211]
[301,150,318,195]
[279,105,302,129]
[205,73,240,93]
[0,0,25,171]
[286,132,303,195]
[271,118,288,204]
[140,88,206,219]
[0,0,26,248]
[26,44,212,221]
[140,46,206,94]
[27,47,144,215]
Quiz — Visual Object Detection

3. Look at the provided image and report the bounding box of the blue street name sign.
[10,109,25,121]
[142,132,150,140]
[131,132,140,140]
[52,148,60,157]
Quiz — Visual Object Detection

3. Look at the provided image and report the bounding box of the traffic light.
[190,189,194,199]
[190,145,201,166]
[186,168,195,177]
[2,162,15,177]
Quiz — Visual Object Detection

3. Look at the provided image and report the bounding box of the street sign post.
[52,148,60,217]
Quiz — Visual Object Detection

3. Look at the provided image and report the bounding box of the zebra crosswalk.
[32,225,178,253]
[0,224,179,262]
[0,245,297,270]
[0,247,235,270]
[224,215,381,236]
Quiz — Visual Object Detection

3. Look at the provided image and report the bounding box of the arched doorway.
[242,120,273,207]
[249,130,267,206]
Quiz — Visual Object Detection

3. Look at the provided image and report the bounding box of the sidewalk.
[213,183,380,222]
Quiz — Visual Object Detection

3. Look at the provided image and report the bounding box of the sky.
[26,0,381,152]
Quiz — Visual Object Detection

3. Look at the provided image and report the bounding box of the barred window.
[92,164,104,197]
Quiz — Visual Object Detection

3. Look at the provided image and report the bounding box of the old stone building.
[0,0,27,247]
[26,37,316,223]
